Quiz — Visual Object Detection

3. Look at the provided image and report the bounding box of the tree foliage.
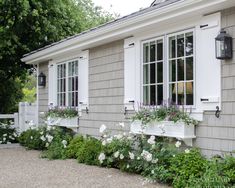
[0,0,116,113]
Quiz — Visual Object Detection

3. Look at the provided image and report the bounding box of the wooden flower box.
[130,120,196,146]
[47,117,78,128]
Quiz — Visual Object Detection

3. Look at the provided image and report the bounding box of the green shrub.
[76,137,102,165]
[19,127,47,150]
[0,123,18,144]
[187,159,231,188]
[221,155,235,185]
[41,127,73,160]
[169,149,207,188]
[66,135,84,158]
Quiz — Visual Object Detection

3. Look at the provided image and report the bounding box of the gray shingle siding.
[38,62,49,123]
[78,40,130,136]
[195,7,235,157]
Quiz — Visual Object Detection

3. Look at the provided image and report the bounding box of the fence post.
[13,113,19,130]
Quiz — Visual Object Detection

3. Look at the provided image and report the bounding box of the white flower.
[147,136,156,145]
[120,154,124,160]
[102,140,107,146]
[99,124,107,134]
[175,141,182,148]
[151,170,155,174]
[129,152,135,160]
[126,164,130,169]
[103,134,107,138]
[13,132,18,137]
[3,134,7,137]
[152,159,158,164]
[106,137,113,144]
[115,134,123,140]
[173,155,176,157]
[137,157,141,160]
[47,126,52,131]
[45,143,49,147]
[46,135,53,143]
[114,151,120,158]
[185,149,190,154]
[30,136,33,140]
[62,140,67,148]
[0,141,2,144]
[40,136,46,142]
[28,120,34,126]
[119,122,125,128]
[98,153,106,163]
[40,131,44,135]
[3,137,6,141]
[141,150,153,162]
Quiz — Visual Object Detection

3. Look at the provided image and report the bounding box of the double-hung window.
[57,60,79,107]
[142,30,194,106]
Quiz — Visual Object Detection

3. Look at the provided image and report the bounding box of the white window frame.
[141,36,165,106]
[141,28,196,108]
[56,58,79,107]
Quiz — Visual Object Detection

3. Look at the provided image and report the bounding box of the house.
[21,0,235,157]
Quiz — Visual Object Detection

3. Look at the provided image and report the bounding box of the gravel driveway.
[0,146,169,188]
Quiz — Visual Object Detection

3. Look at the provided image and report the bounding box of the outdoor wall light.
[38,72,46,87]
[215,30,233,60]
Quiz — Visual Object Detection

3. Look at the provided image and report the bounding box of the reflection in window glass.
[150,85,156,105]
[168,31,194,106]
[143,43,149,63]
[157,39,163,61]
[150,42,156,62]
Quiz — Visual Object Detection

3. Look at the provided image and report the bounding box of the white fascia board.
[22,0,229,64]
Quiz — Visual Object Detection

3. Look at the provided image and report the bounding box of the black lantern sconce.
[38,72,46,87]
[215,30,233,60]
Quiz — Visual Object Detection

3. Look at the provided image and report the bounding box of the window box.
[130,120,195,146]
[47,117,78,128]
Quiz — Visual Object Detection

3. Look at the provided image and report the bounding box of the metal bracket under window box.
[79,102,89,114]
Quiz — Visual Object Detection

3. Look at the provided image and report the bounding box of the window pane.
[186,32,193,56]
[143,43,149,63]
[150,42,156,62]
[143,86,149,105]
[157,62,163,83]
[177,82,185,105]
[186,82,193,105]
[143,64,149,84]
[177,59,184,81]
[186,57,193,80]
[169,60,176,82]
[150,85,156,105]
[75,61,78,75]
[169,36,176,58]
[177,34,184,57]
[157,39,163,61]
[169,83,176,104]
[150,63,156,84]
[157,85,163,105]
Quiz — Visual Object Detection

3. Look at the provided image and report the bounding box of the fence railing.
[0,102,37,132]
[0,113,19,129]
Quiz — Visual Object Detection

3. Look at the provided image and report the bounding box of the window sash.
[57,60,79,107]
[142,29,195,107]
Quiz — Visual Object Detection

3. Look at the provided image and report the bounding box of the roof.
[23,0,181,58]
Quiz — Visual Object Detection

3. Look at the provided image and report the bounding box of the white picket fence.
[0,102,37,132]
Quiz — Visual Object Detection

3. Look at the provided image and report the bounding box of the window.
[168,31,194,106]
[143,38,164,105]
[142,30,194,106]
[57,60,79,107]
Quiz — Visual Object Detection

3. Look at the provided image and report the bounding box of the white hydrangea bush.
[0,122,19,144]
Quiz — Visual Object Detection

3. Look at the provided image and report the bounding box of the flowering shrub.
[19,126,73,153]
[132,106,198,126]
[45,106,78,119]
[41,127,74,160]
[66,135,84,158]
[0,122,18,144]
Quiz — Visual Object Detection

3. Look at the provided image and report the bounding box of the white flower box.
[130,120,196,146]
[47,117,78,128]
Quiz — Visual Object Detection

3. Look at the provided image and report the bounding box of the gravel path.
[0,146,170,188]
